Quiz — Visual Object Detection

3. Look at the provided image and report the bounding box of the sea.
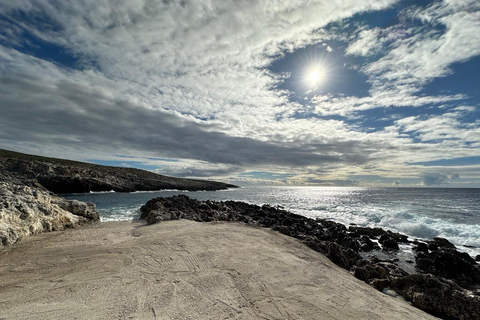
[63,186,480,257]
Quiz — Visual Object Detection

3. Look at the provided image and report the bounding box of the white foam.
[294,203,480,257]
[89,190,115,194]
[132,189,184,193]
[99,208,140,222]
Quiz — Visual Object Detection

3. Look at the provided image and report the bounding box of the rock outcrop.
[0,149,237,193]
[0,180,99,247]
[140,195,480,320]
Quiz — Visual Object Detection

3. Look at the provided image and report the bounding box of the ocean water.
[63,186,480,256]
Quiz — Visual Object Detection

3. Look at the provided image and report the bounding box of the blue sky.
[0,0,479,187]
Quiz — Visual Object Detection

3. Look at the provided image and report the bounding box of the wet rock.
[358,235,380,251]
[431,237,456,249]
[390,274,480,320]
[348,226,387,239]
[413,242,429,254]
[415,249,480,287]
[379,234,399,250]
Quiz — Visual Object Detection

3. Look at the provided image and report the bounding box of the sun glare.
[308,69,323,85]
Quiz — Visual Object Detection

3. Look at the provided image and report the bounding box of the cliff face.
[0,149,237,193]
[0,180,100,246]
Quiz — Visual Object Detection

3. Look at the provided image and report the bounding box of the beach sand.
[0,220,438,320]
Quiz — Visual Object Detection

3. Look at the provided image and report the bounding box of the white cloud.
[0,0,479,186]
[394,108,480,143]
[345,27,384,57]
[313,1,480,117]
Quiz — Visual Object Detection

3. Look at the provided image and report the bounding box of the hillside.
[0,149,237,193]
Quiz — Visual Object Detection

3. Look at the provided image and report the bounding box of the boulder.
[0,181,99,246]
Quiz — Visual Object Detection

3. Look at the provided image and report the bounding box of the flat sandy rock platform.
[0,220,438,320]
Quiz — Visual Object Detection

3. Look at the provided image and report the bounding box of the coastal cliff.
[0,149,236,193]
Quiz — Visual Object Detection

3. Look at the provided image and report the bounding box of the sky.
[0,0,479,187]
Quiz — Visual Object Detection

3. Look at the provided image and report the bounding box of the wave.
[132,189,184,193]
[296,204,480,257]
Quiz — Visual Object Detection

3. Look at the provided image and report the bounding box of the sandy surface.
[0,220,438,320]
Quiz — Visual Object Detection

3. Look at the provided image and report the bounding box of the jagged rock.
[358,235,380,251]
[353,261,389,282]
[389,274,480,320]
[379,234,400,250]
[415,249,480,287]
[56,199,99,221]
[305,240,362,269]
[476,255,480,262]
[0,181,99,246]
[430,237,456,249]
[348,226,387,239]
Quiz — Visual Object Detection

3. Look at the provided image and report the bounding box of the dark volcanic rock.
[379,234,400,250]
[353,260,389,282]
[431,237,456,249]
[305,240,362,269]
[415,249,480,287]
[358,235,380,251]
[349,226,387,239]
[413,242,429,254]
[0,149,237,193]
[390,274,480,320]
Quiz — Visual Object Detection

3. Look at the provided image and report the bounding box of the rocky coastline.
[141,195,480,320]
[0,148,235,246]
[0,149,236,193]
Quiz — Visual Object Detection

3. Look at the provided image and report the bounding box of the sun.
[308,69,323,85]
